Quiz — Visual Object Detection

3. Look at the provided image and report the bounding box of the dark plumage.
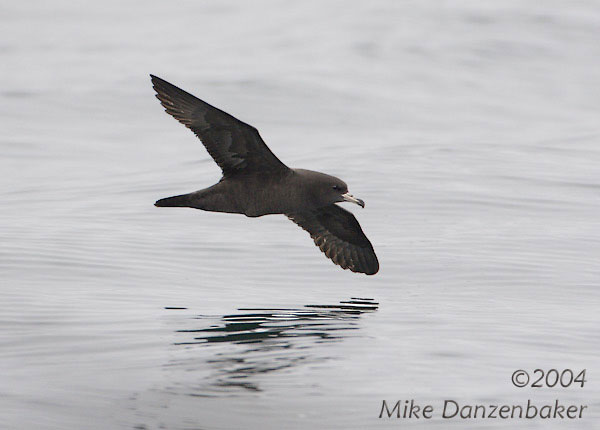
[151,75,379,275]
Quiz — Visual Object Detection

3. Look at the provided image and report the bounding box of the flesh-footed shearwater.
[151,75,379,275]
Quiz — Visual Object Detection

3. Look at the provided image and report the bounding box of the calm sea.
[2,1,599,428]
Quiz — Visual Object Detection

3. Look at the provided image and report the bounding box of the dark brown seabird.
[151,75,379,275]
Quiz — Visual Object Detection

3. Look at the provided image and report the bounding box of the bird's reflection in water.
[170,298,377,393]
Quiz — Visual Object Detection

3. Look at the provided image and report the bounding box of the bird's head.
[306,171,365,208]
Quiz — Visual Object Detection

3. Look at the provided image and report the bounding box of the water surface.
[1,1,599,429]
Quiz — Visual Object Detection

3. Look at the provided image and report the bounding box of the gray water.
[2,1,600,429]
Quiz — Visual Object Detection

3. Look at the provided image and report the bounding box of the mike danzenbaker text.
[379,399,587,420]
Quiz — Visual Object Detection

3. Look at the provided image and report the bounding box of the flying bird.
[151,75,378,275]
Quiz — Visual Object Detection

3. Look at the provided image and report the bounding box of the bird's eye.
[332,185,341,191]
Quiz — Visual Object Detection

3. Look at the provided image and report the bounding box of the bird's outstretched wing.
[287,204,379,275]
[151,75,289,177]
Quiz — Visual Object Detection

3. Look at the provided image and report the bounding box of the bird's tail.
[155,193,193,208]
